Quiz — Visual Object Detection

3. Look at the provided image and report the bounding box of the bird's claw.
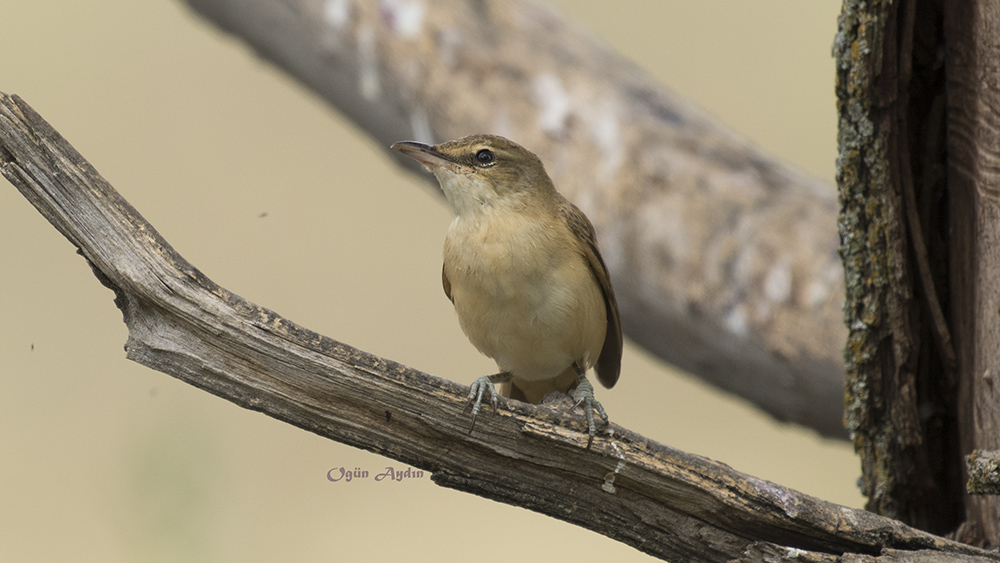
[466,375,499,433]
[571,376,609,449]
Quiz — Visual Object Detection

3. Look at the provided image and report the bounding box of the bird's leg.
[466,371,512,433]
[569,362,609,449]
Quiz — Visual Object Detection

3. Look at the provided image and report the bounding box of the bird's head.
[391,134,555,217]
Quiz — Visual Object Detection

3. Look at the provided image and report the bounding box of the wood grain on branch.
[0,93,992,562]
[180,0,849,439]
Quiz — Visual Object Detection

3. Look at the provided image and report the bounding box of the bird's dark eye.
[475,149,495,167]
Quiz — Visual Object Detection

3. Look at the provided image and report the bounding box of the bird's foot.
[466,372,511,433]
[570,374,609,449]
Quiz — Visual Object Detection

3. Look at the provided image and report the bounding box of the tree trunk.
[836,0,1000,544]
[945,0,1000,546]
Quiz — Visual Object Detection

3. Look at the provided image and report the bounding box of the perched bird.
[391,134,621,447]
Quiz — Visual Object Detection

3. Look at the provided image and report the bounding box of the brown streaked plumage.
[391,134,621,447]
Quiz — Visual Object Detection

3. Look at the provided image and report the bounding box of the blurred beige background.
[0,1,854,561]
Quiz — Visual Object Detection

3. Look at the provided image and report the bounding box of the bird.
[391,134,622,448]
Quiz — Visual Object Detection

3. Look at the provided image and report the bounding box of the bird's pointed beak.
[391,141,471,174]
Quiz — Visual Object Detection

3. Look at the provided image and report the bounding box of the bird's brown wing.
[442,263,454,303]
[561,202,622,388]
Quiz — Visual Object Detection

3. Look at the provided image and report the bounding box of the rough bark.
[1,92,994,563]
[835,0,961,535]
[836,0,1000,545]
[966,451,1000,496]
[735,543,1000,563]
[178,0,849,439]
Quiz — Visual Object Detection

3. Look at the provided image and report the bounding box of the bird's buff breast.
[443,212,606,381]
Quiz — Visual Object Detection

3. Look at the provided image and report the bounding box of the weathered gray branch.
[1,93,992,562]
[179,0,849,439]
